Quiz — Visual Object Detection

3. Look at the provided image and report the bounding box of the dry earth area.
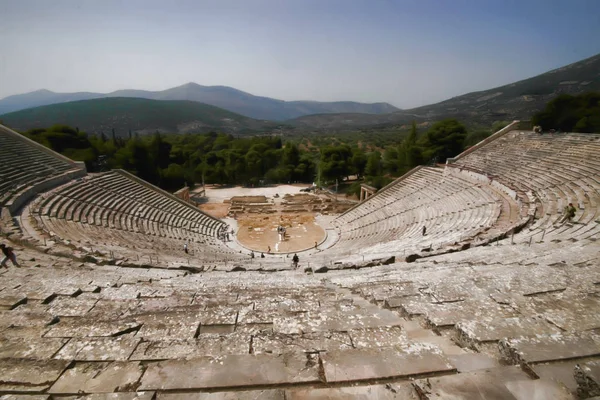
[237,213,325,253]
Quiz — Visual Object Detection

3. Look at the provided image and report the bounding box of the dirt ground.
[198,203,229,219]
[237,213,325,253]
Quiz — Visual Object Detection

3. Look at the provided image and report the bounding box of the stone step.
[139,353,321,390]
[500,332,600,364]
[320,345,455,383]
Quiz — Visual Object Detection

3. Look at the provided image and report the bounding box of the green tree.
[364,151,382,177]
[421,119,467,163]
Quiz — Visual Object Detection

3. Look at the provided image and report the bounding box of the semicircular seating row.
[31,171,242,260]
[452,131,600,242]
[0,125,79,209]
[328,166,506,258]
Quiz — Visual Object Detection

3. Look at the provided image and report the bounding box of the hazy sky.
[1,0,599,108]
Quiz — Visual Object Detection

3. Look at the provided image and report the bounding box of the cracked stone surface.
[0,359,70,392]
[49,362,145,394]
[139,353,321,390]
[321,345,455,382]
[53,337,141,361]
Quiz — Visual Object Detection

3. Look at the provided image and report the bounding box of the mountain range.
[0,83,398,121]
[290,52,600,129]
[1,52,598,134]
[0,98,281,136]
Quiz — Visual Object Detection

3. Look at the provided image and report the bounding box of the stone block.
[53,337,141,361]
[0,359,69,392]
[321,345,455,383]
[500,332,600,364]
[157,391,284,400]
[504,379,572,400]
[49,361,144,394]
[286,383,418,399]
[139,353,321,390]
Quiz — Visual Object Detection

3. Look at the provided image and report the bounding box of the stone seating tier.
[0,125,79,208]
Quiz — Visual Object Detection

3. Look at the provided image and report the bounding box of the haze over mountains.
[0,83,398,121]
[291,52,600,128]
[1,52,598,135]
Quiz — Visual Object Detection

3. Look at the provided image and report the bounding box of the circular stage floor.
[236,213,325,254]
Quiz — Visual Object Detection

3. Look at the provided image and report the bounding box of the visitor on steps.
[184,242,188,254]
[292,253,299,268]
[0,244,20,268]
[422,226,427,236]
[559,203,577,224]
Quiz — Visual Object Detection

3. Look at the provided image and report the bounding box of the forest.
[20,118,503,195]
[532,92,600,133]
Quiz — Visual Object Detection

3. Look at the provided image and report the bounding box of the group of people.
[277,225,287,241]
[219,229,233,242]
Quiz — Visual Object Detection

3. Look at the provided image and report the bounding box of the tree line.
[532,92,600,133]
[21,118,501,194]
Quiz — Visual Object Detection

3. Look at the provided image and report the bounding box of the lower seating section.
[0,239,596,397]
[27,170,241,262]
[453,131,600,242]
[329,167,506,257]
[0,124,82,210]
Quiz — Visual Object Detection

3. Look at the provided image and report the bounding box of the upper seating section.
[452,131,600,241]
[0,124,81,208]
[36,170,226,240]
[329,167,506,258]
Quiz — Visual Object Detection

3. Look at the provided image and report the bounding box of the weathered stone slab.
[504,379,572,400]
[321,345,455,383]
[130,334,250,360]
[500,332,600,364]
[134,311,200,340]
[158,390,284,400]
[59,393,154,400]
[448,353,500,372]
[198,307,238,325]
[0,396,50,400]
[54,337,141,361]
[86,300,138,319]
[273,307,402,334]
[48,297,98,317]
[426,300,518,328]
[413,370,521,399]
[0,309,55,328]
[131,296,192,313]
[99,285,145,300]
[384,296,430,317]
[0,337,68,359]
[237,309,274,324]
[348,326,406,348]
[49,361,144,394]
[139,353,321,390]
[252,331,352,354]
[531,361,580,394]
[0,295,28,309]
[0,359,69,392]
[457,317,561,345]
[45,319,141,338]
[575,360,600,399]
[286,383,418,399]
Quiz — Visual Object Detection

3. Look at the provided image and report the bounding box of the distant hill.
[290,52,600,129]
[0,97,282,136]
[0,83,399,120]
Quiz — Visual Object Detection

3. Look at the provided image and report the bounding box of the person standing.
[292,253,299,268]
[0,244,20,268]
[184,242,188,254]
